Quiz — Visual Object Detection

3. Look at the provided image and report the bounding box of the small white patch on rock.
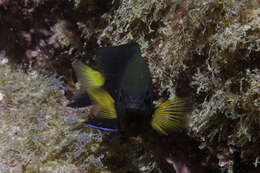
[0,58,8,64]
[0,91,4,101]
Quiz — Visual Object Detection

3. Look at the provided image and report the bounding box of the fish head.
[117,86,153,136]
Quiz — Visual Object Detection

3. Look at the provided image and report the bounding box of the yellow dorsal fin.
[72,62,105,88]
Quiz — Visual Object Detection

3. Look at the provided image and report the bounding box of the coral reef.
[0,0,260,172]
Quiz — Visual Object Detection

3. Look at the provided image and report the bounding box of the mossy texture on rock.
[0,55,109,172]
[1,0,260,172]
[184,1,260,170]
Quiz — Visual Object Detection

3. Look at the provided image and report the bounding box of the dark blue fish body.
[96,43,153,135]
[116,48,153,134]
[68,43,189,136]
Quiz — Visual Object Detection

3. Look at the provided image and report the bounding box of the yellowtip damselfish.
[68,43,190,135]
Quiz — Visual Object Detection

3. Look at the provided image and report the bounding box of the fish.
[68,43,190,135]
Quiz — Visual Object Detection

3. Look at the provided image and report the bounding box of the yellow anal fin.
[87,87,117,119]
[151,98,191,135]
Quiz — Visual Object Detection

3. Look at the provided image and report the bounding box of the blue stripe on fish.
[87,123,120,132]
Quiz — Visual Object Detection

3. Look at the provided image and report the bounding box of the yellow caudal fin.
[151,98,191,135]
[87,87,117,119]
[72,62,105,88]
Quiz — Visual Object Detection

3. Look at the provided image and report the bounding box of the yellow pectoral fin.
[151,98,191,135]
[72,62,105,88]
[87,87,117,119]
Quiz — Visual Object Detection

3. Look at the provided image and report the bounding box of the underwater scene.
[0,0,260,172]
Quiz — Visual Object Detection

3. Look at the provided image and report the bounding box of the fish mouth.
[126,103,142,112]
